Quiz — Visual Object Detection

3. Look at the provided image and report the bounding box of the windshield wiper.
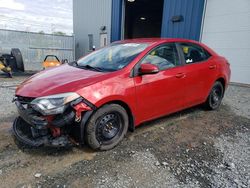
[71,62,114,72]
[77,64,105,72]
[69,61,78,66]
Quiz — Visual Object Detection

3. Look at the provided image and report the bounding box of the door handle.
[175,73,186,78]
[209,65,217,69]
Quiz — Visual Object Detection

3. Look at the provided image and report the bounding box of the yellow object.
[183,46,189,54]
[0,62,11,71]
[0,62,5,69]
[150,51,156,56]
[42,55,61,69]
[43,60,61,68]
[6,67,11,71]
[108,50,112,62]
[0,60,12,77]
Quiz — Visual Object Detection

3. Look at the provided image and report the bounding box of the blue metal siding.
[161,0,205,41]
[111,0,123,42]
[111,0,205,42]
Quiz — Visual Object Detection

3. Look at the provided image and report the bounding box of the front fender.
[76,76,137,120]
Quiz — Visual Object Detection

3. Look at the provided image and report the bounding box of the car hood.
[16,64,108,98]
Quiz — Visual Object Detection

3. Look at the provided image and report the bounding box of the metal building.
[73,0,112,59]
[73,0,250,84]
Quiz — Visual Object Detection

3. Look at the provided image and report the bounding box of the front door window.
[141,43,180,70]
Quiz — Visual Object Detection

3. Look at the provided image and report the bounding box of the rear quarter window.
[179,43,211,64]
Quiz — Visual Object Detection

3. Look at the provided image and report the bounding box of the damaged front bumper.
[13,117,72,147]
[13,96,95,147]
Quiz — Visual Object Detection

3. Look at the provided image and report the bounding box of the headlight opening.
[31,92,80,115]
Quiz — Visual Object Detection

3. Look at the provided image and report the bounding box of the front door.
[134,43,186,122]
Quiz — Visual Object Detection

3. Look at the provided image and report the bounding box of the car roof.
[114,38,200,45]
[113,38,217,56]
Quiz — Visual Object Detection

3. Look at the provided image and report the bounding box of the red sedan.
[13,38,231,150]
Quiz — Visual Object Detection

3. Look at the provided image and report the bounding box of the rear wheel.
[205,81,224,110]
[85,104,128,151]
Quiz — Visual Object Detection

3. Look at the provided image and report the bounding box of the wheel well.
[216,78,225,90]
[216,78,226,97]
[105,100,135,132]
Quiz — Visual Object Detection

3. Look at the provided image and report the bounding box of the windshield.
[76,43,149,72]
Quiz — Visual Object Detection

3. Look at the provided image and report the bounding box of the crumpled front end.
[13,95,95,147]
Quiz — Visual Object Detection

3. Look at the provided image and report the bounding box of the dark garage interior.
[124,0,164,39]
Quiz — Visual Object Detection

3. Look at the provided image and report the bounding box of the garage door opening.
[124,0,164,39]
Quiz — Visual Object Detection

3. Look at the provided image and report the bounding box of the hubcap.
[96,113,121,142]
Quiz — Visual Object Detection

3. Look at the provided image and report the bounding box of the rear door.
[178,43,217,106]
[133,43,187,122]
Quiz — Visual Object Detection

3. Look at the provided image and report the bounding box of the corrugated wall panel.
[111,0,123,42]
[161,0,205,41]
[73,0,112,58]
[202,0,250,84]
[0,29,74,71]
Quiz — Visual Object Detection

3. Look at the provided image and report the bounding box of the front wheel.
[85,104,129,151]
[204,81,224,110]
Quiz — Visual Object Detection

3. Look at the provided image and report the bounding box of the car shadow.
[14,105,205,155]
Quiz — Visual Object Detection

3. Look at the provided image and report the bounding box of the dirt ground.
[0,74,249,188]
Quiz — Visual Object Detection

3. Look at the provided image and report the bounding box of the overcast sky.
[0,0,73,35]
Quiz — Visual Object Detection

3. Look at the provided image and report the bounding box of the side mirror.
[139,63,159,75]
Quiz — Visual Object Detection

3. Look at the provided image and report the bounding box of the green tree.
[52,31,66,36]
[38,30,45,34]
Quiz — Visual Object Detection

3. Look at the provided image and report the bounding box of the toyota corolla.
[13,38,231,150]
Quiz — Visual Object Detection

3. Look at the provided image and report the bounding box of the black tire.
[85,104,129,151]
[204,81,224,110]
[11,48,24,72]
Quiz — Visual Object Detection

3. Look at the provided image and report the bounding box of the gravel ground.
[0,75,27,121]
[0,75,249,188]
[224,85,250,119]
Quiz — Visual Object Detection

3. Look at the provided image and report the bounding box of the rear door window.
[179,43,211,64]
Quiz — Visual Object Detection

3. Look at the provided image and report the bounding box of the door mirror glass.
[139,63,159,75]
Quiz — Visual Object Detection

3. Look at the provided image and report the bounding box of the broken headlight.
[31,92,80,115]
